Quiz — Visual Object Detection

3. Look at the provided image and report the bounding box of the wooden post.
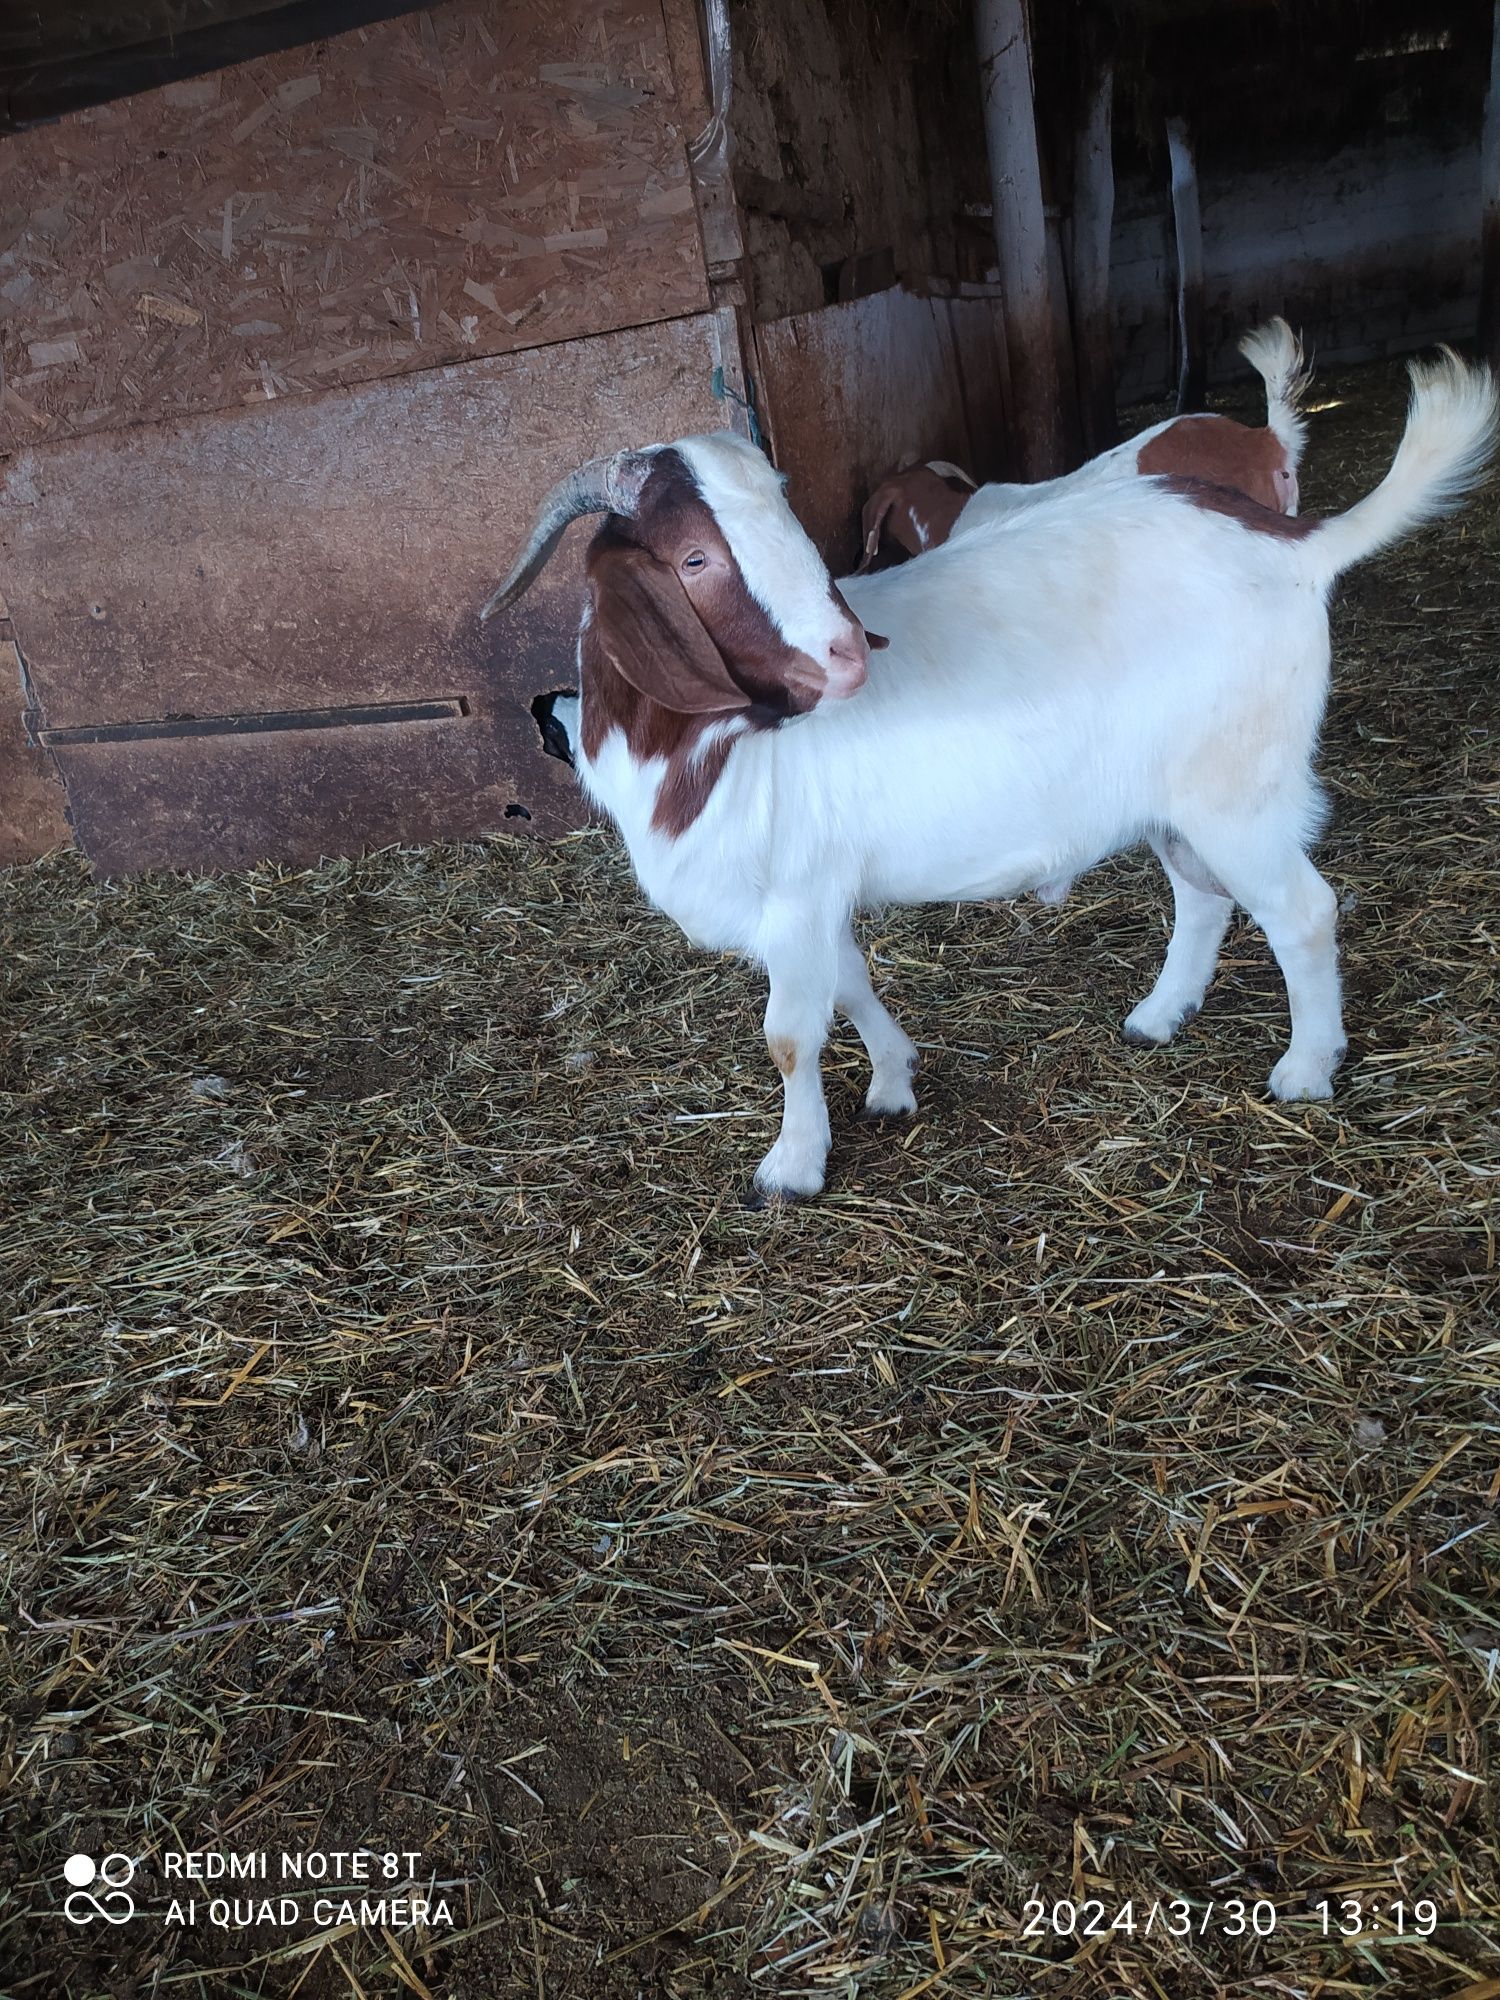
[1480,0,1500,362]
[975,0,1064,478]
[1045,210,1081,465]
[1070,7,1117,453]
[1166,116,1206,413]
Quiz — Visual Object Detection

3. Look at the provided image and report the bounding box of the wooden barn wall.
[0,0,709,453]
[756,284,1009,576]
[0,632,72,866]
[1,311,737,875]
[1111,135,1481,405]
[727,0,968,323]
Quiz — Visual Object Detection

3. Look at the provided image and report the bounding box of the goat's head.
[482,432,881,718]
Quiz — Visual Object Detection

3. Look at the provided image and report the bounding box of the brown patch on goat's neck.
[1138,415,1292,513]
[1157,472,1320,539]
[578,619,748,837]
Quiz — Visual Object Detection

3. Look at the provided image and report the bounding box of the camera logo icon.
[63,1853,136,1925]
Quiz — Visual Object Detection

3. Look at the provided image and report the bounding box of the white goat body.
[861,319,1312,572]
[963,318,1311,536]
[535,353,1494,1199]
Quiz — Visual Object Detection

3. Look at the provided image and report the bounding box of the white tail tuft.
[1238,317,1312,471]
[1305,348,1498,585]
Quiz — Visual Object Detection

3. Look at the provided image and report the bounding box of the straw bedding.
[1,359,1497,1997]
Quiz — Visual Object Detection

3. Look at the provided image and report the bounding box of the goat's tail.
[1303,349,1498,585]
[1238,317,1311,470]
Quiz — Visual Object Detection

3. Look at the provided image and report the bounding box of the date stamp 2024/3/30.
[1022,1896,1442,1942]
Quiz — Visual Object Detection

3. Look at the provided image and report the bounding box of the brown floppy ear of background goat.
[587,536,757,714]
[858,462,977,570]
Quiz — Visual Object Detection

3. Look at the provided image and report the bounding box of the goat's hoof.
[748,1143,826,1207]
[744,1182,812,1212]
[858,1099,916,1123]
[1268,1050,1340,1102]
[1121,1001,1197,1047]
[859,1077,917,1120]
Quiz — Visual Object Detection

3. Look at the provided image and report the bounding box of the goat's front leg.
[753,903,839,1203]
[836,927,919,1116]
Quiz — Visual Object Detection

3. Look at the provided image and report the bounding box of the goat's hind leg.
[836,926,919,1117]
[1174,821,1345,1100]
[1123,833,1233,1046]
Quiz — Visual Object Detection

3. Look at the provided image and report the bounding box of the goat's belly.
[842,748,1132,907]
[864,857,1081,906]
[859,822,1098,907]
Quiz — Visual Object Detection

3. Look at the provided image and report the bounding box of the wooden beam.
[974,0,1064,479]
[1481,0,1500,362]
[1166,116,1206,414]
[1069,8,1118,454]
[0,0,427,133]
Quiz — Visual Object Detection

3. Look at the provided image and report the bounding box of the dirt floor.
[2,359,1498,1999]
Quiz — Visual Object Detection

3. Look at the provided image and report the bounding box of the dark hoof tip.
[857,1104,914,1124]
[1120,1026,1156,1047]
[744,1184,810,1212]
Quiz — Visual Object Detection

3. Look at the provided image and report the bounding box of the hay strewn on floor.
[2,361,1498,2000]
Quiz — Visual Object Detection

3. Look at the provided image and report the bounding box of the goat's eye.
[681,550,707,573]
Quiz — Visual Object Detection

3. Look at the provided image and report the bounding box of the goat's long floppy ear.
[589,542,753,715]
[857,486,898,573]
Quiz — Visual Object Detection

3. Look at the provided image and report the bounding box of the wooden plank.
[0,312,730,873]
[1166,115,1207,414]
[755,284,1008,574]
[1069,8,1118,454]
[1480,0,1500,362]
[0,638,73,865]
[1109,135,1480,404]
[0,0,709,452]
[0,0,422,133]
[974,0,1063,479]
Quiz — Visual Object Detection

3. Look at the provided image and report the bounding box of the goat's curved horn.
[480,451,652,621]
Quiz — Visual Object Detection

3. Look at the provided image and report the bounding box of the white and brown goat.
[483,353,1495,1201]
[859,318,1312,570]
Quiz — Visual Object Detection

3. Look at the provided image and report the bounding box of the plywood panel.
[0,310,733,873]
[755,284,1009,574]
[0,0,709,451]
[0,638,73,865]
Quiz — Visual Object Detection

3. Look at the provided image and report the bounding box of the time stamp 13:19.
[1020,1897,1441,1940]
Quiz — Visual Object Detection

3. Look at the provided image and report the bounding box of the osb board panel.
[755,285,1010,575]
[0,0,709,452]
[0,639,73,864]
[1,310,731,872]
